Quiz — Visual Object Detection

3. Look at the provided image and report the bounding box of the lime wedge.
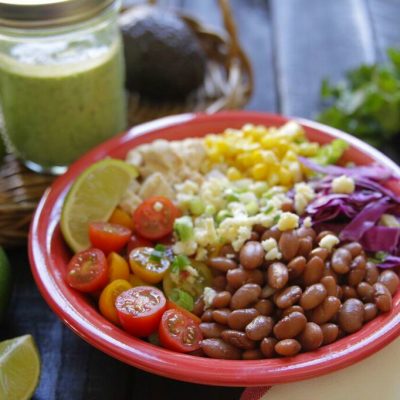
[0,335,41,400]
[61,158,138,253]
[0,247,12,322]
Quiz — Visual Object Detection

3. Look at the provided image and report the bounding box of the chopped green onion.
[225,193,240,203]
[149,244,166,262]
[204,205,216,216]
[215,209,232,224]
[189,197,206,216]
[262,204,274,214]
[174,216,194,241]
[369,251,389,264]
[245,201,259,215]
[171,255,190,273]
[273,214,281,224]
[168,288,194,311]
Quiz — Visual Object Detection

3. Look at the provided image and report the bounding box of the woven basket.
[0,0,253,248]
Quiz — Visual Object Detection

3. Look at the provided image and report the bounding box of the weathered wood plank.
[271,0,376,117]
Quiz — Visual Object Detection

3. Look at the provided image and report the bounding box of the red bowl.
[29,111,400,386]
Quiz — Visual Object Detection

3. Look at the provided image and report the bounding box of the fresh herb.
[168,288,194,311]
[149,244,166,262]
[368,251,389,264]
[317,48,400,146]
[171,254,190,273]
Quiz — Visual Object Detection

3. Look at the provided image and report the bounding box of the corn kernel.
[251,163,269,180]
[277,212,299,231]
[278,167,292,186]
[227,167,242,181]
[267,172,280,186]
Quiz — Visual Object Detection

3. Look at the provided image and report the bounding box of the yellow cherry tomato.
[129,247,171,284]
[107,252,130,282]
[128,274,150,287]
[109,207,135,231]
[98,279,132,325]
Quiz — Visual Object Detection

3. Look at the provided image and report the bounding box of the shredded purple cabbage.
[300,156,400,267]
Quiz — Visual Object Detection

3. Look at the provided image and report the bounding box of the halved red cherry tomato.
[159,309,202,353]
[126,234,153,255]
[115,286,166,337]
[89,222,131,254]
[66,248,108,293]
[166,300,201,324]
[133,196,179,240]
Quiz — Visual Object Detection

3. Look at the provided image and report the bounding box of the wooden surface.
[2,1,400,399]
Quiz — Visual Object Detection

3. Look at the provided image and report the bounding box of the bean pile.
[194,227,400,360]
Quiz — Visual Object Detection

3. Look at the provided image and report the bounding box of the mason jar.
[0,0,127,174]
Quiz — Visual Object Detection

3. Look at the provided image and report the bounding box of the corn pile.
[203,121,319,187]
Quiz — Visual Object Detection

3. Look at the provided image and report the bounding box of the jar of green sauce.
[0,0,126,174]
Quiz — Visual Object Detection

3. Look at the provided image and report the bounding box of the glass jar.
[0,0,126,174]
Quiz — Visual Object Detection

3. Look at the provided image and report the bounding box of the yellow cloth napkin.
[256,337,400,400]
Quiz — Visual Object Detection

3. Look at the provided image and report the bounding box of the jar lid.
[0,0,117,29]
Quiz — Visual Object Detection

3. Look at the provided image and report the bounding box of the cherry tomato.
[166,300,201,324]
[109,207,135,231]
[126,234,153,254]
[115,286,166,337]
[107,252,130,282]
[163,260,212,300]
[89,222,131,254]
[128,274,149,288]
[133,196,179,240]
[159,309,202,353]
[66,248,108,293]
[98,279,132,325]
[129,247,171,284]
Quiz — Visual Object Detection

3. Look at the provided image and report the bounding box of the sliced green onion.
[149,243,166,262]
[262,204,274,214]
[215,209,232,224]
[174,216,194,241]
[273,214,281,224]
[168,288,194,311]
[189,197,206,216]
[171,255,190,273]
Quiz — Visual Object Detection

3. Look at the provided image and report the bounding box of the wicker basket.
[0,0,253,248]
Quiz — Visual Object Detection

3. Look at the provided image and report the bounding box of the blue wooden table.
[2,1,400,399]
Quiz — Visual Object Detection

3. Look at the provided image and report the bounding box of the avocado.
[120,6,207,100]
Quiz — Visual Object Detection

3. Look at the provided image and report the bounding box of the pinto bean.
[219,244,238,259]
[296,226,316,240]
[200,338,241,359]
[212,308,231,325]
[303,256,324,286]
[300,284,327,310]
[365,262,379,285]
[245,316,274,341]
[240,241,265,270]
[221,330,256,350]
[309,247,329,262]
[338,299,364,333]
[287,256,306,280]
[373,282,393,312]
[342,242,363,257]
[356,282,374,303]
[321,323,339,345]
[297,237,313,258]
[331,248,352,274]
[274,285,302,309]
[260,337,277,358]
[279,231,300,261]
[230,284,261,310]
[212,291,232,308]
[199,322,226,338]
[193,297,205,316]
[267,263,289,289]
[298,322,323,351]
[274,339,301,357]
[261,227,282,242]
[201,309,214,322]
[208,257,238,272]
[320,276,338,297]
[341,285,357,300]
[364,303,378,322]
[282,305,305,318]
[273,311,307,340]
[254,299,274,316]
[228,308,259,331]
[348,255,366,287]
[378,270,400,295]
[310,296,341,325]
[212,275,228,291]
[242,349,264,360]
